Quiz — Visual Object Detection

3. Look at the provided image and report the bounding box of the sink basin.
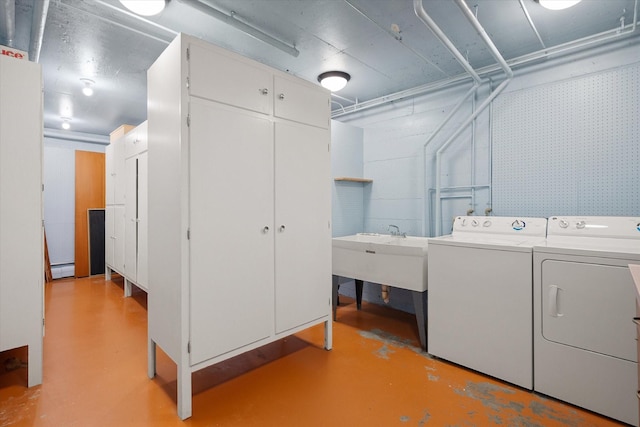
[332,233,429,291]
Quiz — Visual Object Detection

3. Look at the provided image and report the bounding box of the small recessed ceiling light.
[317,71,351,92]
[61,118,71,130]
[537,0,582,10]
[119,0,166,16]
[80,78,94,97]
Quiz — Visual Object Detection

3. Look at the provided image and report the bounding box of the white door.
[136,152,148,289]
[114,206,125,273]
[189,98,274,364]
[124,156,137,281]
[105,144,114,205]
[113,139,125,205]
[105,206,115,267]
[274,121,331,334]
[541,260,637,361]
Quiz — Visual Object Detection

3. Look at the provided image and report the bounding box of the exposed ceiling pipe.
[1,0,16,47]
[334,0,639,119]
[430,0,513,236]
[414,0,482,236]
[44,128,110,145]
[519,0,547,50]
[176,0,299,57]
[414,0,482,85]
[29,0,50,63]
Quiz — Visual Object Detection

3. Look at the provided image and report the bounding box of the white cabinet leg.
[105,266,112,281]
[324,318,333,350]
[177,364,192,420]
[147,338,156,379]
[28,341,43,387]
[124,277,132,297]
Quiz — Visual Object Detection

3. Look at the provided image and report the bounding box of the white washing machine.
[428,216,548,389]
[534,216,640,426]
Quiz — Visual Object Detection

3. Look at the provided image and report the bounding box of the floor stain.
[417,409,431,426]
[427,373,439,382]
[399,415,410,422]
[359,328,433,361]
[529,399,584,426]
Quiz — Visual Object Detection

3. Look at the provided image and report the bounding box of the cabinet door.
[105,206,115,267]
[189,43,272,115]
[274,76,330,129]
[274,122,331,333]
[189,98,274,365]
[105,144,115,205]
[114,206,125,273]
[137,152,148,289]
[113,138,125,205]
[124,156,137,281]
[0,55,43,353]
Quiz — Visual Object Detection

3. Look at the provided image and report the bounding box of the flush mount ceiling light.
[317,71,351,92]
[80,78,94,97]
[61,118,71,130]
[537,0,582,10]
[119,0,166,16]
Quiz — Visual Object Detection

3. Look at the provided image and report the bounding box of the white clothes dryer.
[534,216,640,426]
[428,216,548,390]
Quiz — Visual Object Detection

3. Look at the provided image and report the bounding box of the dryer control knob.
[576,221,586,229]
[512,219,525,230]
[471,219,479,227]
[559,219,569,228]
[483,220,491,227]
[461,218,467,226]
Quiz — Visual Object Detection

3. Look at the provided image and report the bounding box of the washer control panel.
[548,216,640,238]
[452,216,547,236]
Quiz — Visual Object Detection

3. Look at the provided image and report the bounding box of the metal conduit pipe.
[176,0,299,57]
[44,128,110,145]
[432,0,513,236]
[413,0,483,236]
[1,0,15,47]
[333,0,638,119]
[421,83,478,236]
[29,0,50,63]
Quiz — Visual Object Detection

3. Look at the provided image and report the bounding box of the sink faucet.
[388,224,406,237]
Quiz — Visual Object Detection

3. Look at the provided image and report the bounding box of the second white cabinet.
[147,33,332,419]
[105,122,148,296]
[123,122,148,294]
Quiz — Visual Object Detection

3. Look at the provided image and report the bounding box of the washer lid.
[534,236,640,259]
[428,234,546,251]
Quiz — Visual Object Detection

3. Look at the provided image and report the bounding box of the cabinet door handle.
[278,93,285,100]
[548,285,563,317]
[260,88,269,95]
[633,317,640,326]
[263,226,270,233]
[279,225,285,232]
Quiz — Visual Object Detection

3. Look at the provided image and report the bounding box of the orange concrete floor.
[0,276,627,426]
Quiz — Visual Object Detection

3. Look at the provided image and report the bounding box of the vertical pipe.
[1,0,15,47]
[29,0,50,63]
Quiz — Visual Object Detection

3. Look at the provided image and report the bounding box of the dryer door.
[541,259,636,362]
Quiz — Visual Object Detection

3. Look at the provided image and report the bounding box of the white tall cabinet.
[105,122,148,296]
[147,34,333,419]
[123,121,148,295]
[0,54,44,387]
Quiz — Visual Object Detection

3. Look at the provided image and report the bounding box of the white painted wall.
[331,120,365,238]
[44,136,106,278]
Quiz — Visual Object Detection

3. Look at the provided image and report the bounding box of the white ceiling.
[1,0,638,136]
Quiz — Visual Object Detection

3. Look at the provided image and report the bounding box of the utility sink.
[332,233,429,291]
